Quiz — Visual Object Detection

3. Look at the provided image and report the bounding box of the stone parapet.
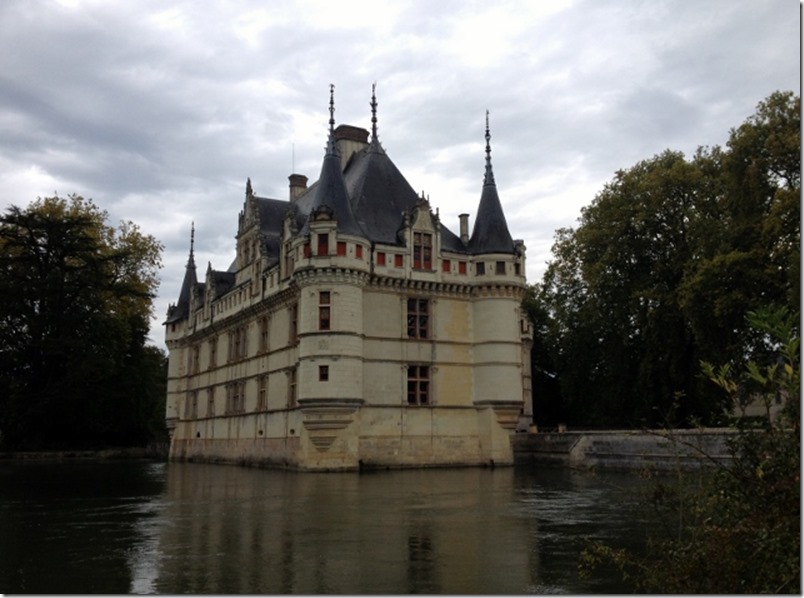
[512,429,736,470]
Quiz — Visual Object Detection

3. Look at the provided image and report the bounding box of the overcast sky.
[0,0,799,347]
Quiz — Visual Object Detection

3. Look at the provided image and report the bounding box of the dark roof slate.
[165,249,197,323]
[344,144,419,245]
[468,181,515,254]
[300,135,364,237]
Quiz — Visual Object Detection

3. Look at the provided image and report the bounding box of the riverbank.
[0,444,169,461]
[512,428,735,470]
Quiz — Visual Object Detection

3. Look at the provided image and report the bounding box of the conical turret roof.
[166,224,198,323]
[300,85,365,238]
[468,112,514,254]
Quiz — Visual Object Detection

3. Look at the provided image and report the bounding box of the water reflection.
[0,460,652,594]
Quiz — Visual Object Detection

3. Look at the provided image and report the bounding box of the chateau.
[164,87,533,471]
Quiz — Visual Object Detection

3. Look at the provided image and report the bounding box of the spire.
[188,221,196,267]
[300,84,364,238]
[468,112,514,254]
[167,223,199,323]
[245,177,253,198]
[325,83,338,156]
[484,110,495,186]
[370,82,378,143]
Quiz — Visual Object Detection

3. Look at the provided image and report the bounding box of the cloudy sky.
[0,0,798,347]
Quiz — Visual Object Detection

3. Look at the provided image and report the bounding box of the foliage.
[579,306,800,593]
[528,91,800,427]
[0,195,166,450]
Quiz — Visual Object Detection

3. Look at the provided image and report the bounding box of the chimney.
[459,213,469,244]
[289,174,308,201]
[334,125,369,171]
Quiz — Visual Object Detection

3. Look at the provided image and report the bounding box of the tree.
[680,91,800,367]
[0,195,164,450]
[531,91,800,428]
[580,306,800,593]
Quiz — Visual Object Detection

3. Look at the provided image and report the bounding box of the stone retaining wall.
[512,429,735,470]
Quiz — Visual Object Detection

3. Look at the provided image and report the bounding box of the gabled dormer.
[401,193,440,272]
[235,178,262,277]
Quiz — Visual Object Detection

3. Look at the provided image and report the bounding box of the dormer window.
[413,232,432,270]
[317,233,329,256]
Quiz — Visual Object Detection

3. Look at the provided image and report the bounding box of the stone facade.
[164,88,533,471]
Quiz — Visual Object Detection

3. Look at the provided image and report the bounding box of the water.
[0,460,656,594]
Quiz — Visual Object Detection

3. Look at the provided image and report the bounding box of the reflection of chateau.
[164,86,533,470]
[150,465,535,593]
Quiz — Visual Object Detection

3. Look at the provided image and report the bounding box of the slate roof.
[344,141,419,245]
[254,195,288,268]
[168,103,517,323]
[468,114,515,254]
[165,242,197,324]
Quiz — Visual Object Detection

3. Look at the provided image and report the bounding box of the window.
[407,365,430,405]
[337,241,347,256]
[208,338,217,369]
[356,245,363,259]
[377,251,386,266]
[185,390,198,419]
[284,241,294,275]
[442,259,451,273]
[413,232,432,270]
[319,291,331,331]
[226,381,245,414]
[514,263,521,276]
[476,262,485,275]
[303,242,311,258]
[459,261,467,275]
[394,254,403,268]
[319,365,329,381]
[239,326,247,359]
[407,298,429,339]
[317,233,329,256]
[258,376,267,411]
[288,368,297,407]
[289,303,298,344]
[496,261,506,275]
[259,316,270,353]
[228,326,248,362]
[189,344,200,374]
[206,388,215,417]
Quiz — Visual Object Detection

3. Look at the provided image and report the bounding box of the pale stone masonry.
[164,87,533,470]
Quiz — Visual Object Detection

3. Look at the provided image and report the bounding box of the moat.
[0,459,658,593]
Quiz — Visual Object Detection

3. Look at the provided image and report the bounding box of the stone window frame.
[407,365,430,405]
[406,297,430,340]
[319,291,331,331]
[412,231,433,270]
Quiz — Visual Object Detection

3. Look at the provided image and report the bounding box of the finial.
[188,221,195,265]
[370,82,378,142]
[246,177,253,197]
[328,83,335,134]
[484,109,495,186]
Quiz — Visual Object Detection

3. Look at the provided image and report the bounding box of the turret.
[468,111,515,254]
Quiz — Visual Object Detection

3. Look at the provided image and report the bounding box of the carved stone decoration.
[298,398,364,452]
[474,400,523,430]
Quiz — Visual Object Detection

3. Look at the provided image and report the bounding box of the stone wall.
[512,429,735,470]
